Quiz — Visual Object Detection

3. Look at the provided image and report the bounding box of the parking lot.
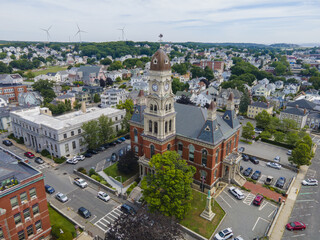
[216,186,278,239]
[240,160,297,191]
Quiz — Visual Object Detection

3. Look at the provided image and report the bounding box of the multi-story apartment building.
[0,84,27,102]
[0,147,51,240]
[10,105,126,158]
[101,88,128,107]
[247,101,273,119]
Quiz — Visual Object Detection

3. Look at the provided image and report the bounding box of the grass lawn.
[29,66,68,76]
[48,204,76,237]
[180,190,225,239]
[103,162,137,183]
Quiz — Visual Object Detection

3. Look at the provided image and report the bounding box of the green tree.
[171,78,189,94]
[98,115,114,144]
[26,71,35,79]
[204,66,214,81]
[0,52,6,59]
[93,93,101,103]
[241,122,255,141]
[289,143,312,167]
[285,132,300,146]
[274,131,285,142]
[141,151,196,220]
[81,120,100,149]
[260,131,272,139]
[108,61,123,71]
[266,117,280,133]
[298,135,313,149]
[116,99,134,114]
[280,118,298,132]
[115,76,122,83]
[239,90,250,114]
[255,110,271,129]
[73,100,81,110]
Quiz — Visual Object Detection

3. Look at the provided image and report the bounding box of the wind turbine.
[75,24,87,43]
[40,25,52,42]
[117,26,125,41]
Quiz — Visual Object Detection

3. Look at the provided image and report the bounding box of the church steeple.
[226,92,235,111]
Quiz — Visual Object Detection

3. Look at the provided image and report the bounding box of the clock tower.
[143,48,176,141]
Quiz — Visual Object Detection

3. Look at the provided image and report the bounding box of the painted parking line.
[299,192,317,195]
[268,210,275,218]
[243,193,255,205]
[218,196,232,208]
[223,191,238,203]
[252,217,270,231]
[259,202,268,211]
[291,234,306,238]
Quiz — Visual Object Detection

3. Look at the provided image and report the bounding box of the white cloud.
[0,0,319,43]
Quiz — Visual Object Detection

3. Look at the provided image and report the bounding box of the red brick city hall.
[129,49,245,191]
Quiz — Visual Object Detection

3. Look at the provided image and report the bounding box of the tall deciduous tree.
[239,90,250,114]
[242,122,255,141]
[141,151,196,220]
[106,207,182,240]
[93,93,101,103]
[116,99,134,114]
[289,143,312,167]
[81,120,100,149]
[117,150,138,174]
[98,115,114,144]
[255,110,271,129]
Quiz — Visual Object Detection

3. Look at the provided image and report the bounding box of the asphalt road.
[216,186,278,240]
[282,134,320,240]
[240,160,297,190]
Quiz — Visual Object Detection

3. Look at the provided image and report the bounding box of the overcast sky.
[1,0,320,44]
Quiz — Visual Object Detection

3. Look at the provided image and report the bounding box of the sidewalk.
[244,181,286,202]
[98,171,132,194]
[269,165,308,240]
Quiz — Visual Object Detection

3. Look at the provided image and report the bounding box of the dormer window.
[224,115,230,120]
[153,59,158,64]
[165,59,169,64]
[205,126,211,131]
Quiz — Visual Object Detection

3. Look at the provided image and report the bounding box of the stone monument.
[200,190,215,221]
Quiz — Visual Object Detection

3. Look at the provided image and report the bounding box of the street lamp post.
[116,176,123,195]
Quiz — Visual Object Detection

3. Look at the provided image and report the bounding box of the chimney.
[304,108,307,115]
[206,91,209,95]
[226,92,235,111]
[207,101,217,121]
[81,101,86,113]
[296,104,299,109]
[40,107,52,116]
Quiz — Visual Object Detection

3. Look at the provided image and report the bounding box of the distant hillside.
[269,43,300,48]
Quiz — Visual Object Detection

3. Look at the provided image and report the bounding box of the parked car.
[242,154,249,161]
[111,153,118,162]
[267,162,282,170]
[120,204,136,215]
[84,152,93,158]
[55,192,68,202]
[2,139,13,146]
[214,228,233,240]
[228,187,244,200]
[109,141,117,146]
[78,207,91,219]
[302,179,318,186]
[97,146,105,151]
[118,149,124,157]
[35,157,44,164]
[116,139,122,144]
[243,167,253,177]
[254,128,263,134]
[97,191,111,202]
[276,177,286,188]
[265,176,274,185]
[253,194,264,206]
[74,178,88,188]
[249,156,259,164]
[238,147,245,153]
[119,137,126,141]
[87,149,98,154]
[117,138,125,143]
[287,150,292,155]
[238,116,244,120]
[273,156,281,162]
[240,166,243,172]
[24,152,35,159]
[74,155,85,161]
[251,170,261,180]
[45,184,55,194]
[66,158,78,164]
[286,221,306,231]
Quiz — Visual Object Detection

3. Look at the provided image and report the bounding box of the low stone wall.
[267,202,284,238]
[123,173,139,187]
[179,224,208,240]
[73,169,117,195]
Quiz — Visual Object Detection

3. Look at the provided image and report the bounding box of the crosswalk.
[243,193,255,205]
[35,163,50,170]
[94,205,122,233]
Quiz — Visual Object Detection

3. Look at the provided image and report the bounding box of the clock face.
[165,83,169,91]
[152,83,158,92]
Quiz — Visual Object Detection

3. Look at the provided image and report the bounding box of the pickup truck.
[73,178,88,188]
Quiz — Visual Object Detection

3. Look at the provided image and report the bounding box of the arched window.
[149,120,152,132]
[166,105,168,111]
[167,144,171,150]
[154,122,158,134]
[134,146,139,153]
[178,142,183,156]
[150,104,153,111]
[169,120,172,131]
[165,121,168,133]
[215,148,219,165]
[214,169,217,179]
[134,129,138,142]
[189,145,195,161]
[154,105,157,112]
[169,103,172,110]
[150,145,155,158]
[202,149,208,166]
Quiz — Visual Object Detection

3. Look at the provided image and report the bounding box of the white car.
[74,155,85,161]
[273,156,280,162]
[55,192,68,202]
[302,179,318,186]
[233,237,244,240]
[74,178,88,188]
[66,158,78,164]
[267,162,282,170]
[287,150,292,155]
[214,228,233,240]
[228,187,244,200]
[98,191,111,202]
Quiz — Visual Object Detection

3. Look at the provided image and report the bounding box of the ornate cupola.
[223,92,240,128]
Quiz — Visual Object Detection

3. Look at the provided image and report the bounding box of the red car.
[286,221,306,231]
[24,152,35,158]
[253,194,264,206]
